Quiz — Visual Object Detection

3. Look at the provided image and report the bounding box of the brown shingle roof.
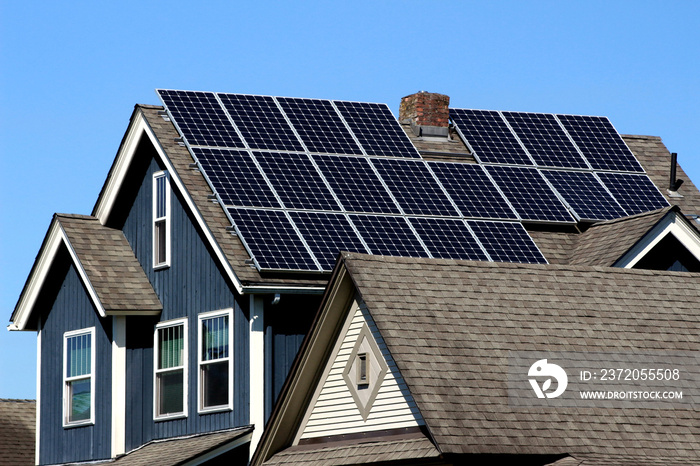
[265,436,439,466]
[57,214,162,313]
[340,253,700,462]
[623,135,700,216]
[112,426,252,465]
[0,399,35,466]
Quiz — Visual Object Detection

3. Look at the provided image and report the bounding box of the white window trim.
[198,309,234,414]
[152,170,171,269]
[153,318,188,421]
[63,327,96,428]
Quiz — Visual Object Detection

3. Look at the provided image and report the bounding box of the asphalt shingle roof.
[0,399,35,466]
[57,214,162,313]
[338,253,700,463]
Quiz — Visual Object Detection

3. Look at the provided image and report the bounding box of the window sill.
[198,405,233,415]
[153,263,170,271]
[63,420,94,429]
[154,413,187,422]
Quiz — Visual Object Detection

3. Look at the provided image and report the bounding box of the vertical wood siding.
[121,156,248,449]
[39,257,112,465]
[264,295,319,421]
[298,301,423,440]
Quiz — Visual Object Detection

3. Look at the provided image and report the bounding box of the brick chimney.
[399,91,450,137]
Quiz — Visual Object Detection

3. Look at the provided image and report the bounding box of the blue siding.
[39,256,112,465]
[264,294,319,420]
[122,157,248,450]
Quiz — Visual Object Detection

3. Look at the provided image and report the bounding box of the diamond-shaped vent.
[342,323,388,421]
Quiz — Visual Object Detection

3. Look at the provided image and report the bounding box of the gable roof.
[257,253,700,465]
[10,214,161,330]
[0,399,36,466]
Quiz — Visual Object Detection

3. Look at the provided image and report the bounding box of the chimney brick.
[399,91,450,128]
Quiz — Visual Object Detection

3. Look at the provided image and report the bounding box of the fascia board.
[10,219,107,331]
[182,431,253,466]
[615,211,700,267]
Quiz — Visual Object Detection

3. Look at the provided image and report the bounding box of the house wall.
[121,156,249,450]
[38,253,112,465]
[264,294,320,421]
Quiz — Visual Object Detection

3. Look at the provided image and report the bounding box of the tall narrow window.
[154,319,187,419]
[198,310,232,412]
[153,171,170,268]
[64,328,95,427]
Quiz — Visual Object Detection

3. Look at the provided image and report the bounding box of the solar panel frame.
[254,151,341,211]
[334,100,421,158]
[191,148,281,208]
[409,217,489,261]
[502,111,589,169]
[371,158,460,217]
[485,166,576,223]
[217,93,305,152]
[349,214,429,258]
[289,211,369,270]
[597,172,670,215]
[556,114,644,173]
[467,220,547,264]
[449,108,533,165]
[227,208,319,271]
[313,155,401,214]
[157,89,246,148]
[428,161,519,220]
[276,97,364,155]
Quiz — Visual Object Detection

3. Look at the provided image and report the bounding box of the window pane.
[69,378,91,422]
[202,361,228,408]
[202,316,228,361]
[67,333,91,378]
[158,325,183,369]
[155,220,167,265]
[158,369,184,415]
[156,175,167,218]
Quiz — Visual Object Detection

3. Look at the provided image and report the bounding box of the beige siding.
[297,300,423,441]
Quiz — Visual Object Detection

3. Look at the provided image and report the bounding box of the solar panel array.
[157,89,668,272]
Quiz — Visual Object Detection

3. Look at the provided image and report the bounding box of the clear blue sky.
[2,1,699,399]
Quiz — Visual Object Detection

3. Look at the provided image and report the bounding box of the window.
[357,352,369,387]
[154,319,187,419]
[64,328,95,427]
[153,171,170,268]
[198,310,233,412]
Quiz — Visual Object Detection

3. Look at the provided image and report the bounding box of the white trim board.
[615,210,700,268]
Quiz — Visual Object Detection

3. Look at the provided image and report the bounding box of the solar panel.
[334,101,420,158]
[289,211,369,270]
[502,111,588,169]
[276,97,363,155]
[428,161,518,220]
[542,170,628,221]
[349,214,429,257]
[228,208,318,271]
[467,221,547,264]
[597,173,669,215]
[450,109,532,165]
[254,152,341,211]
[217,93,304,152]
[485,166,575,222]
[313,155,401,214]
[192,148,280,208]
[409,217,489,260]
[157,89,245,148]
[556,114,644,173]
[371,158,459,216]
